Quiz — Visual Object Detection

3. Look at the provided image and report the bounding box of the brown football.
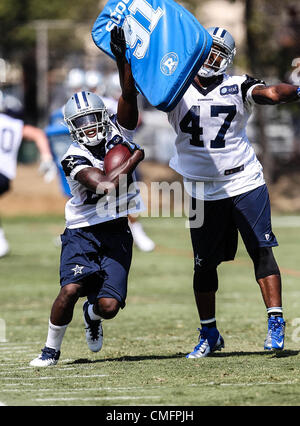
[104,144,132,174]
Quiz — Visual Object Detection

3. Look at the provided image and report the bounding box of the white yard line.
[35,396,160,402]
[189,381,297,387]
[1,386,156,393]
[0,374,108,380]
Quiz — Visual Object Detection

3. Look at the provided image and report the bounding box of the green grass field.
[0,215,300,406]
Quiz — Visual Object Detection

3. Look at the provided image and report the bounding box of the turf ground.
[0,215,300,407]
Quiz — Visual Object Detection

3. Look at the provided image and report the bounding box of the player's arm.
[110,26,139,130]
[22,125,53,161]
[22,124,56,181]
[252,84,300,105]
[75,150,143,195]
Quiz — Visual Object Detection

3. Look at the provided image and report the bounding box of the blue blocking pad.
[92,0,212,112]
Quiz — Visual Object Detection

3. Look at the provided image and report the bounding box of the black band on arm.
[241,74,266,103]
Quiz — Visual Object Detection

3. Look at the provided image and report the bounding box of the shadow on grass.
[69,350,299,364]
[70,353,185,364]
[207,350,299,358]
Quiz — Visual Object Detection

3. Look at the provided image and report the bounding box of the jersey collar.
[192,74,224,96]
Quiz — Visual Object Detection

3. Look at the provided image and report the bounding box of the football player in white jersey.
[30,27,145,367]
[166,27,300,357]
[0,94,55,257]
[88,71,156,252]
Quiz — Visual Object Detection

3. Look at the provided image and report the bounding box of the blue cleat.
[264,316,285,351]
[186,326,224,358]
[30,346,60,367]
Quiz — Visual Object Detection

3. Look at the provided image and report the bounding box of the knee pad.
[249,247,280,280]
[193,267,218,293]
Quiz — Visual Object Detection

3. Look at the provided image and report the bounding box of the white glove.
[38,158,57,183]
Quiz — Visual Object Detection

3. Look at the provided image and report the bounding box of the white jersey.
[61,118,144,229]
[0,113,23,179]
[167,74,266,200]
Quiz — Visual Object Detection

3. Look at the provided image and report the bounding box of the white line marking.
[0,345,33,349]
[0,374,108,380]
[189,381,297,387]
[35,396,160,402]
[1,386,157,393]
[0,401,6,406]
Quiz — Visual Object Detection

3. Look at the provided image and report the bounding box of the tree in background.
[0,0,101,123]
[244,0,300,179]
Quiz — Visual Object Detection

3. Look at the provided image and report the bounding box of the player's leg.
[188,271,224,359]
[186,197,236,358]
[30,225,100,366]
[30,282,83,367]
[127,167,155,252]
[0,173,11,258]
[82,296,121,352]
[50,282,83,325]
[234,184,285,350]
[82,218,133,352]
[248,247,285,350]
[128,214,155,252]
[248,247,282,308]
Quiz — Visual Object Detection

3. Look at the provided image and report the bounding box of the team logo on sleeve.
[66,156,79,169]
[160,52,179,76]
[220,84,239,96]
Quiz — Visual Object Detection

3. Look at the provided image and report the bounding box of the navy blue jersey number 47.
[180,105,236,148]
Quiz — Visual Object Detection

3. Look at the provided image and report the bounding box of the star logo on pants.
[71,264,84,276]
[195,255,203,267]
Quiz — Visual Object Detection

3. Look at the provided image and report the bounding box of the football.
[104,144,132,174]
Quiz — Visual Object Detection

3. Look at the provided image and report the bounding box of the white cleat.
[83,301,103,352]
[186,327,224,359]
[130,222,155,252]
[30,346,60,367]
[0,230,10,258]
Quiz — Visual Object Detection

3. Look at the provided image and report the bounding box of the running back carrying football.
[92,0,212,112]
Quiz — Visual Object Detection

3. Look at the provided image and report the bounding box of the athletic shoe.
[83,301,103,352]
[29,346,60,367]
[264,316,285,351]
[186,327,224,358]
[0,229,9,258]
[129,222,155,252]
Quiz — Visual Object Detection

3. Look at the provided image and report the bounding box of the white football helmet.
[198,27,236,78]
[85,70,105,96]
[63,91,112,146]
[65,68,85,91]
[105,73,121,100]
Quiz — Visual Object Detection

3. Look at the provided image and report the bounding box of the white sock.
[267,307,283,317]
[45,320,68,351]
[88,304,102,321]
[0,228,7,241]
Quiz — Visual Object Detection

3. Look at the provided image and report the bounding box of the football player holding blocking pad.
[30,27,144,367]
[167,27,300,357]
[111,26,300,358]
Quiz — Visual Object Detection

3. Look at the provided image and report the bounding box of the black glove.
[121,140,143,154]
[110,26,127,60]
